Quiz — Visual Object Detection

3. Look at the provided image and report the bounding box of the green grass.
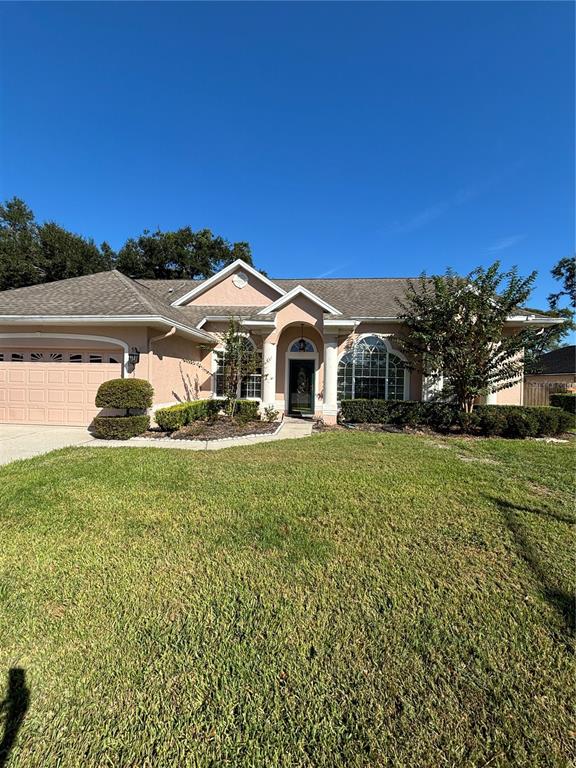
[0,433,573,767]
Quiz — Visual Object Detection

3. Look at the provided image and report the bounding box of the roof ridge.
[111,270,160,314]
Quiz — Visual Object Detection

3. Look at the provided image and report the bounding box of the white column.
[422,372,443,401]
[486,390,497,405]
[262,338,277,409]
[323,336,339,417]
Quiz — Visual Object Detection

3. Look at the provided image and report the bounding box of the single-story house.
[524,345,576,405]
[0,259,560,426]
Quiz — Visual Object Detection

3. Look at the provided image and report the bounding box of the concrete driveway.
[0,424,95,466]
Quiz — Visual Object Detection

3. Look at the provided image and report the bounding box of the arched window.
[289,339,315,353]
[337,335,407,401]
[214,336,262,399]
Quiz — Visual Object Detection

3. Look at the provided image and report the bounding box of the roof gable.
[170,260,285,306]
[258,285,342,316]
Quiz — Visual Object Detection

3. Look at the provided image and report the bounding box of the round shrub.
[475,406,508,436]
[95,378,153,411]
[92,415,149,440]
[532,407,560,436]
[500,407,539,439]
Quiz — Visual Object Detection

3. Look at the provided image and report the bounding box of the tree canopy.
[398,263,550,412]
[0,196,254,290]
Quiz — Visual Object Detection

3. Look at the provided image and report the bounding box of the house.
[0,259,559,426]
[524,345,576,405]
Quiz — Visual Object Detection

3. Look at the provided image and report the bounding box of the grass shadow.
[487,495,575,638]
[0,668,30,768]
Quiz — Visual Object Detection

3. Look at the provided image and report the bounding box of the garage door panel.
[48,370,66,385]
[8,370,25,384]
[0,353,122,425]
[29,370,46,384]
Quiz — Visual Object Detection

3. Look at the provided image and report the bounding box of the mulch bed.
[142,417,279,441]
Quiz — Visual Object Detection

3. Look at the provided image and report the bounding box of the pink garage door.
[0,348,122,426]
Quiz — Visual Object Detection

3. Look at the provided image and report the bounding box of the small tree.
[217,318,263,416]
[398,262,555,412]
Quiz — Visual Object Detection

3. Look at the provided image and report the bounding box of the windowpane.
[214,342,262,399]
[337,338,406,402]
[290,339,314,353]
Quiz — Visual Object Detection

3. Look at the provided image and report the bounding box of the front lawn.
[0,433,573,767]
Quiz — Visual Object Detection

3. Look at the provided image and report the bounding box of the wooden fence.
[523,381,570,406]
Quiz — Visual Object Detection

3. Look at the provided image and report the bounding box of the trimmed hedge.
[95,378,153,411]
[339,399,571,438]
[92,414,150,440]
[550,392,576,415]
[154,398,260,431]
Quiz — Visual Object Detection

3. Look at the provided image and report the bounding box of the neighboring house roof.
[532,345,576,375]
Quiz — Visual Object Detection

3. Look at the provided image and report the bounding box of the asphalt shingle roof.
[534,345,576,375]
[0,270,557,331]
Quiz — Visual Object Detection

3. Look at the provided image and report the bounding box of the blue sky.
[0,1,574,310]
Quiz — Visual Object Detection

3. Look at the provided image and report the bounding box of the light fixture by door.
[298,324,306,352]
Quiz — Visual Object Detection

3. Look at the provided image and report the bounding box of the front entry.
[288,359,315,415]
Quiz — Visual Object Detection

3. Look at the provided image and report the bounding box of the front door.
[288,359,315,415]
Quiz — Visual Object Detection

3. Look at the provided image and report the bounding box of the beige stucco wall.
[189,271,279,307]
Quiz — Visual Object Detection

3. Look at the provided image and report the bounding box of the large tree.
[0,198,43,290]
[524,254,576,371]
[38,222,113,283]
[398,262,552,412]
[0,196,255,289]
[116,227,252,280]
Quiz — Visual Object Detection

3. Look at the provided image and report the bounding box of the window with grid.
[337,335,406,401]
[214,338,262,399]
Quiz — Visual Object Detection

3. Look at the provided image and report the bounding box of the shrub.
[154,399,226,431]
[263,405,280,423]
[232,399,260,422]
[556,409,575,433]
[340,399,570,438]
[340,399,390,423]
[95,378,153,412]
[500,407,539,439]
[92,415,149,440]
[154,403,190,431]
[474,406,508,436]
[550,393,576,414]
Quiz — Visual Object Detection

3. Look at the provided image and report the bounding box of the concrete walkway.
[88,417,314,452]
[0,417,314,465]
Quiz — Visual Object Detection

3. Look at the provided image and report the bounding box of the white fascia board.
[170,260,286,307]
[258,285,342,316]
[0,315,215,342]
[323,319,357,329]
[505,315,564,326]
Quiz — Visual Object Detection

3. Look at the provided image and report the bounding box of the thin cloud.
[391,185,478,234]
[487,234,526,253]
[315,264,348,278]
